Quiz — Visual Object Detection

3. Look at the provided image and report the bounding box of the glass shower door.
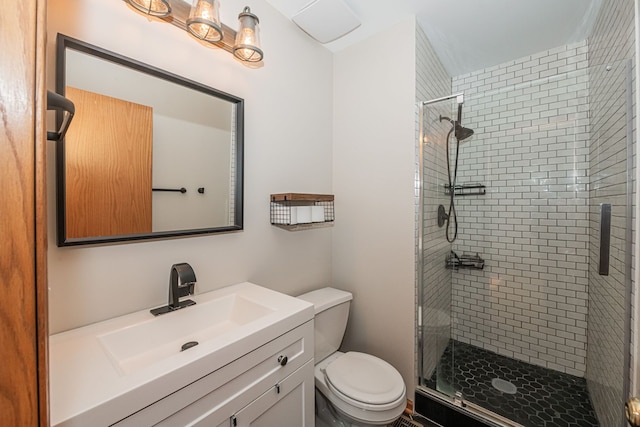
[418,94,461,397]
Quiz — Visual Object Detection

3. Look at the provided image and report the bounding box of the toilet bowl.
[298,288,406,427]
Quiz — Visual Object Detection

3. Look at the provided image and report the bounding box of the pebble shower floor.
[426,340,599,426]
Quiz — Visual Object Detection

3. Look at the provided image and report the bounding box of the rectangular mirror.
[55,34,243,246]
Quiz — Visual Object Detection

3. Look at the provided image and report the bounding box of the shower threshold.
[416,388,518,427]
[419,340,599,427]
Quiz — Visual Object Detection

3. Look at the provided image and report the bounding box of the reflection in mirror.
[55,34,243,246]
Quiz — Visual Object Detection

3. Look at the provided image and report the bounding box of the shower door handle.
[599,203,611,276]
[627,398,640,426]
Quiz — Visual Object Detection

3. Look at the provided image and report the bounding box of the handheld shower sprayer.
[439,104,474,243]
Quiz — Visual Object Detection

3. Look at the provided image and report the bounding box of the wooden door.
[64,87,153,238]
[0,0,48,425]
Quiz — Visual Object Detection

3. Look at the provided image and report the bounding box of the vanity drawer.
[112,320,313,427]
[170,359,315,427]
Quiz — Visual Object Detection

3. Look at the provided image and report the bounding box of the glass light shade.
[125,0,171,17]
[233,7,263,62]
[186,0,223,42]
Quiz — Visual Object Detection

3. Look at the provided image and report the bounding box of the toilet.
[298,287,406,427]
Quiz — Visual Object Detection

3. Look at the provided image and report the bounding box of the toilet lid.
[324,352,405,405]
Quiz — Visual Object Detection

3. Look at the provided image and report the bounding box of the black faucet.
[150,263,197,316]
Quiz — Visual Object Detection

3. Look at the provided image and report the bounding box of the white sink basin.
[49,282,314,427]
[99,294,275,374]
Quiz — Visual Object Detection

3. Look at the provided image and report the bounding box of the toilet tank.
[298,287,352,363]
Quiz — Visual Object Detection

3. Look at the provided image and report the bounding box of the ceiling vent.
[292,0,361,44]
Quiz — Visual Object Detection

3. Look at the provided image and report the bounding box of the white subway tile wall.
[450,40,591,376]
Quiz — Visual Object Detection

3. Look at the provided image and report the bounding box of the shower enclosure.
[416,49,633,427]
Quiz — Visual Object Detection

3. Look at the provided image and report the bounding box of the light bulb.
[233,7,263,62]
[187,0,223,43]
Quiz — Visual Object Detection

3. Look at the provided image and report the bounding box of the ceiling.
[264,0,602,76]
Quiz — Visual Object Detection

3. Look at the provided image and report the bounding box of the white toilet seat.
[315,352,406,425]
[324,352,406,409]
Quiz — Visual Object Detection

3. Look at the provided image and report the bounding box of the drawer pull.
[278,355,288,366]
[276,383,280,394]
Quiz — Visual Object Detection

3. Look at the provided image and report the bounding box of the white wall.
[332,17,418,396]
[47,0,334,333]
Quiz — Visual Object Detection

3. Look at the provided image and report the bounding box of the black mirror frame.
[55,34,244,246]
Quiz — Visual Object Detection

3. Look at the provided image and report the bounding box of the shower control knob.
[278,355,288,366]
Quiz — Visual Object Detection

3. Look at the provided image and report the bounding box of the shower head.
[439,115,474,141]
[456,124,474,141]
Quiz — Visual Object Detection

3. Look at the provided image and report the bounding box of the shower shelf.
[444,183,486,196]
[270,193,335,230]
[446,251,485,270]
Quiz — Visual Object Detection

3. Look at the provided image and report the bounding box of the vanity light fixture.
[233,7,263,62]
[124,0,171,17]
[186,0,223,43]
[123,0,264,63]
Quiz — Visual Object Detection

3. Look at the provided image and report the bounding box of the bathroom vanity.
[49,283,315,426]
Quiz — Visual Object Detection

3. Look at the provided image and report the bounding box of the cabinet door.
[230,359,314,427]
